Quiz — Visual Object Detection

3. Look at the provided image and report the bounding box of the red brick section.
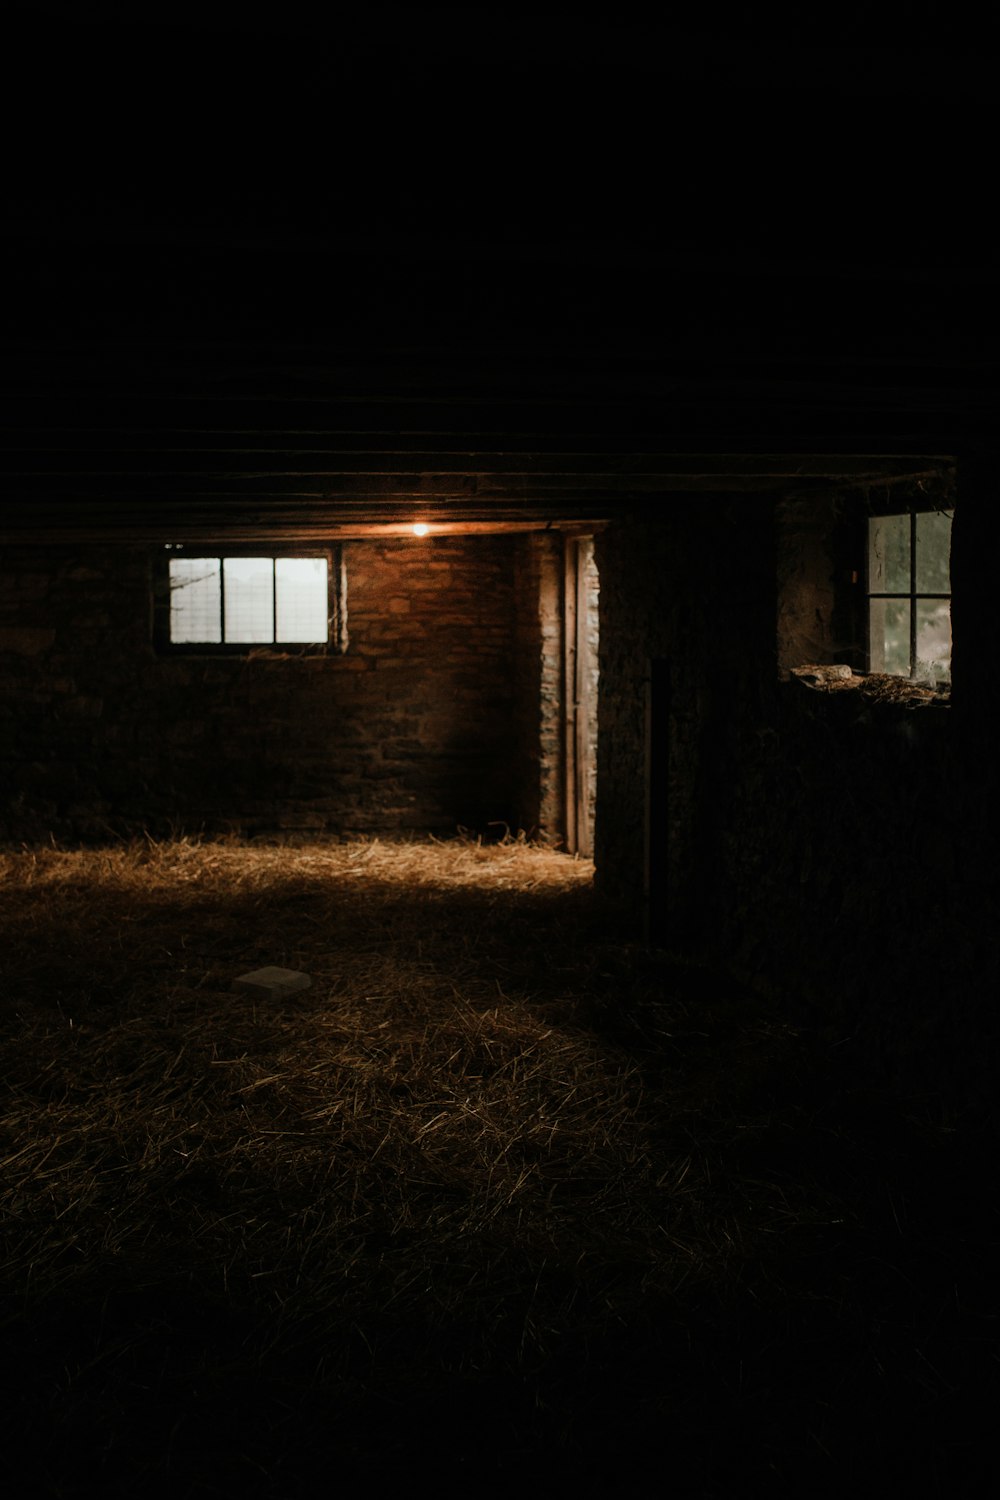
[0,536,543,842]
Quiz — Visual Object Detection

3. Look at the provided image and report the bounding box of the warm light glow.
[412,523,429,537]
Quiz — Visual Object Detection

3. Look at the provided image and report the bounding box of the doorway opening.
[514,530,599,857]
[561,533,599,857]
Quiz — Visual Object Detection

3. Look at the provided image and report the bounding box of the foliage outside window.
[867,509,952,685]
[155,549,344,653]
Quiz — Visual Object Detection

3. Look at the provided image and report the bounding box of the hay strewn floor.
[1,839,996,1495]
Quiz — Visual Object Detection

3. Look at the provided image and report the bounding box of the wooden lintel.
[0,517,611,546]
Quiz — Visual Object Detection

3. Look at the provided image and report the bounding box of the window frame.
[866,502,953,684]
[152,543,347,657]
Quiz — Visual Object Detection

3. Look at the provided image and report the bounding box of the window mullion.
[219,557,227,644]
[272,558,277,644]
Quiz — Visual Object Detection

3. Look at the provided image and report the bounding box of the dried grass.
[0,837,994,1493]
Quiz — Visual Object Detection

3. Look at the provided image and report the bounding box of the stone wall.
[595,500,775,933]
[594,495,998,1111]
[581,536,600,854]
[1,536,534,841]
[510,532,560,840]
[775,494,865,676]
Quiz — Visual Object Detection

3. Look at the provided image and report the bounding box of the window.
[154,547,345,653]
[867,507,953,685]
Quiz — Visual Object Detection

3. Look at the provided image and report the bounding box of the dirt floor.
[1,838,997,1496]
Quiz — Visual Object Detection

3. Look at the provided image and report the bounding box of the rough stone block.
[59,695,105,719]
[233,966,312,998]
[0,627,56,656]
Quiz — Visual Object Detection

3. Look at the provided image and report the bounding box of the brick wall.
[1,536,536,841]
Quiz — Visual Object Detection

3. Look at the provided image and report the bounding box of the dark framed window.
[153,545,346,654]
[867,507,952,685]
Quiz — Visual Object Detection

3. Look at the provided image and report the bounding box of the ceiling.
[1,5,992,527]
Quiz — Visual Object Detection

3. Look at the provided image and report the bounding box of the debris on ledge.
[790,664,860,689]
[790,665,949,706]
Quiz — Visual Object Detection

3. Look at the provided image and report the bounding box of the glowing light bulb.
[412,523,429,537]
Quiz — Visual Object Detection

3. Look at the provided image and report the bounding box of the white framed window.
[154,547,345,654]
[867,507,953,685]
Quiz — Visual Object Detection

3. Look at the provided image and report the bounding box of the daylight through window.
[168,556,330,645]
[868,509,952,685]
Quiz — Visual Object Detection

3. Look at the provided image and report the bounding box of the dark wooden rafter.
[0,348,961,541]
[0,445,952,480]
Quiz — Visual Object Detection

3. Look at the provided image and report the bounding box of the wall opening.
[512,531,599,856]
[2,528,606,848]
[562,534,599,857]
[775,463,956,693]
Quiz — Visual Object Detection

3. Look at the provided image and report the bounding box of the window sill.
[789,665,950,708]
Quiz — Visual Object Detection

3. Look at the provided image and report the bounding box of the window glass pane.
[870,597,910,675]
[275,557,328,642]
[869,513,910,593]
[916,599,951,685]
[224,557,274,643]
[169,557,221,642]
[915,509,953,593]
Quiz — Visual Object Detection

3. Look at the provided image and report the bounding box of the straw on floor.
[1,837,994,1495]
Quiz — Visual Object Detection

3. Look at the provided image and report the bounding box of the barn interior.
[2,5,998,1494]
